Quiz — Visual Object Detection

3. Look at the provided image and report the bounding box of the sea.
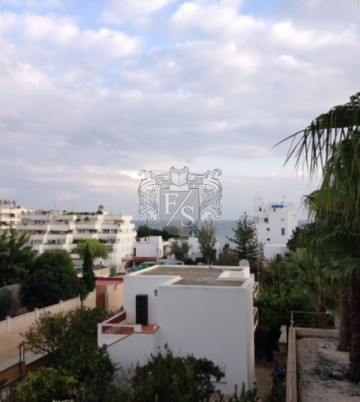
[133,219,237,250]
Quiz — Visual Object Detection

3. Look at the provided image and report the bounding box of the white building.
[253,197,298,260]
[16,210,136,269]
[0,200,30,233]
[133,236,168,260]
[98,263,258,395]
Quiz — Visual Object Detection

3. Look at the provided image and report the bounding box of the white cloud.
[0,0,357,217]
[102,0,178,24]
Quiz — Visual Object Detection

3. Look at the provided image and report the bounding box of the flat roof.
[136,265,246,287]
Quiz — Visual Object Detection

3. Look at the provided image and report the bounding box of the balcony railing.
[253,282,259,298]
[253,307,259,330]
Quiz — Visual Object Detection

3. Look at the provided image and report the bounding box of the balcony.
[98,311,160,346]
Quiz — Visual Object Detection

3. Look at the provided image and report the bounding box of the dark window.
[281,228,285,236]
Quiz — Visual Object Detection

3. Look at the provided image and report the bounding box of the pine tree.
[227,212,261,266]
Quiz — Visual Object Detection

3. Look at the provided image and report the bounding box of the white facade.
[0,200,30,232]
[133,236,167,259]
[98,264,258,395]
[168,236,221,261]
[16,210,136,267]
[253,197,298,260]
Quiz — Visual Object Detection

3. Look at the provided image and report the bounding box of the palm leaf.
[276,92,360,178]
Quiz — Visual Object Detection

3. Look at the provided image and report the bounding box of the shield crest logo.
[159,187,199,236]
[138,166,222,234]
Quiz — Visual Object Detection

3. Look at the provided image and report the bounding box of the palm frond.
[276,92,360,178]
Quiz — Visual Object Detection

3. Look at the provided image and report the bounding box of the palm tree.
[278,92,360,380]
[0,228,35,286]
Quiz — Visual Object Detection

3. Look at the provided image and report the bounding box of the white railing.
[0,290,96,334]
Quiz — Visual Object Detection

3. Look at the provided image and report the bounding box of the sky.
[0,0,359,220]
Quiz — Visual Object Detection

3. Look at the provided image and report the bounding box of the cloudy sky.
[0,0,359,220]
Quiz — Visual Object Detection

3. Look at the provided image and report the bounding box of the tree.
[227,213,262,267]
[278,92,360,380]
[0,228,35,287]
[136,225,174,241]
[171,240,190,263]
[82,242,95,297]
[121,346,225,402]
[217,244,240,266]
[20,308,115,400]
[0,287,15,320]
[195,226,217,265]
[20,251,80,310]
[16,367,79,402]
[74,238,108,261]
[291,248,338,322]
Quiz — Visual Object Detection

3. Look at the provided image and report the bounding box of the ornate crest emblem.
[138,166,222,236]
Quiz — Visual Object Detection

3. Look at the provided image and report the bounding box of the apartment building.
[253,196,298,260]
[0,200,30,233]
[16,210,136,269]
[98,262,258,395]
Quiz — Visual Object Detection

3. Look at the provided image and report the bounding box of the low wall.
[286,327,339,402]
[0,290,96,334]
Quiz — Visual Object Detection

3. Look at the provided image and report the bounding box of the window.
[264,218,269,223]
[267,228,270,231]
[267,238,270,242]
[281,228,285,236]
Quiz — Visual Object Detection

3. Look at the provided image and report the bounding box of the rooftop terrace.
[136,265,247,287]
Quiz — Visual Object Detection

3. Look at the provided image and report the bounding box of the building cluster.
[0,200,136,270]
[0,196,298,395]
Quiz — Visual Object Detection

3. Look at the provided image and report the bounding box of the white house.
[16,210,136,270]
[98,263,258,395]
[253,197,298,260]
[133,236,168,260]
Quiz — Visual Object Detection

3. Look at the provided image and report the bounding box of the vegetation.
[0,287,15,320]
[227,213,262,267]
[18,308,115,400]
[136,225,174,240]
[74,238,108,261]
[279,92,360,380]
[118,347,225,401]
[195,226,217,265]
[0,228,35,287]
[20,250,80,310]
[171,239,190,263]
[81,242,96,299]
[217,244,240,266]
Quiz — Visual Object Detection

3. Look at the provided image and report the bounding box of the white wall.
[124,272,177,325]
[108,330,161,370]
[156,281,254,394]
[134,236,164,258]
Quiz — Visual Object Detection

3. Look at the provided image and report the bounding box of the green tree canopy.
[0,228,35,287]
[74,238,108,260]
[20,307,115,400]
[121,347,225,402]
[81,242,95,298]
[217,244,240,266]
[195,226,217,265]
[227,213,262,266]
[171,240,190,262]
[136,225,174,241]
[20,250,80,310]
